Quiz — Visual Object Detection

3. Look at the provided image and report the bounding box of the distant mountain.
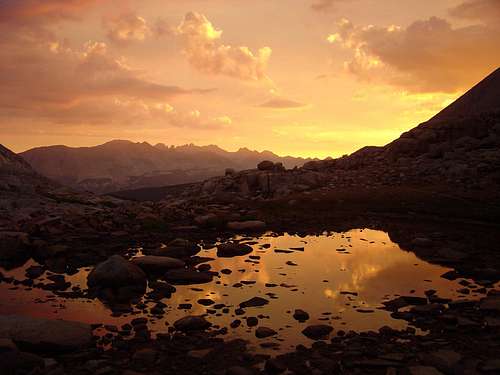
[20,141,312,193]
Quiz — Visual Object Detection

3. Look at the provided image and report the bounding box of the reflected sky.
[0,229,490,353]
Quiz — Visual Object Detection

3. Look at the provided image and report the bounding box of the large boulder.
[131,256,185,273]
[87,255,147,290]
[0,315,92,351]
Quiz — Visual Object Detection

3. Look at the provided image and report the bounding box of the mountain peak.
[429,67,500,123]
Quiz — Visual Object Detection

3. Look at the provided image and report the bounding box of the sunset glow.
[1,0,499,158]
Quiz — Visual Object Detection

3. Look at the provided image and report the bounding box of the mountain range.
[20,142,313,193]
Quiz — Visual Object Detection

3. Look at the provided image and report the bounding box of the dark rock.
[87,255,147,290]
[255,327,277,338]
[257,161,275,171]
[217,243,253,257]
[164,269,213,285]
[173,316,211,332]
[293,309,310,322]
[302,325,333,340]
[239,297,269,308]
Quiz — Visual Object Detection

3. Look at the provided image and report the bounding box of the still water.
[0,229,487,353]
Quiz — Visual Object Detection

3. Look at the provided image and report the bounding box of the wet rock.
[25,265,44,279]
[383,296,427,310]
[293,309,310,322]
[164,268,213,285]
[255,327,277,338]
[173,316,211,332]
[131,255,185,272]
[301,325,333,340]
[239,297,269,308]
[0,315,92,351]
[246,317,258,327]
[87,255,147,290]
[154,239,200,258]
[227,221,266,232]
[197,298,215,306]
[217,243,253,257]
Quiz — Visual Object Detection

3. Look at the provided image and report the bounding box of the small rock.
[302,325,333,340]
[255,327,277,338]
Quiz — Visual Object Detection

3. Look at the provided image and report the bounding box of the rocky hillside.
[157,68,500,206]
[20,141,312,193]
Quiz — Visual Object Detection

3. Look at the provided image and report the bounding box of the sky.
[0,0,499,158]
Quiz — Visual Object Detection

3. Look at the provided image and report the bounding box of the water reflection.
[0,229,490,353]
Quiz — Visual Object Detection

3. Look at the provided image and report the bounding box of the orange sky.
[0,0,499,158]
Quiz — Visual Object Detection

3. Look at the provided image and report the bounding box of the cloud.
[0,0,100,25]
[327,16,500,92]
[0,18,213,128]
[311,0,354,12]
[104,12,151,45]
[176,12,272,81]
[449,0,500,25]
[258,98,308,109]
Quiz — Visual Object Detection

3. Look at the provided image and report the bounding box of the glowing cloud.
[176,12,272,81]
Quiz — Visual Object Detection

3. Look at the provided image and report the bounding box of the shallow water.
[0,228,490,353]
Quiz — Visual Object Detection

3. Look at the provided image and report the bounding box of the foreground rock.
[87,255,147,290]
[0,315,92,351]
[301,324,333,340]
[131,255,185,272]
[153,238,200,258]
[217,243,253,257]
[174,316,212,332]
